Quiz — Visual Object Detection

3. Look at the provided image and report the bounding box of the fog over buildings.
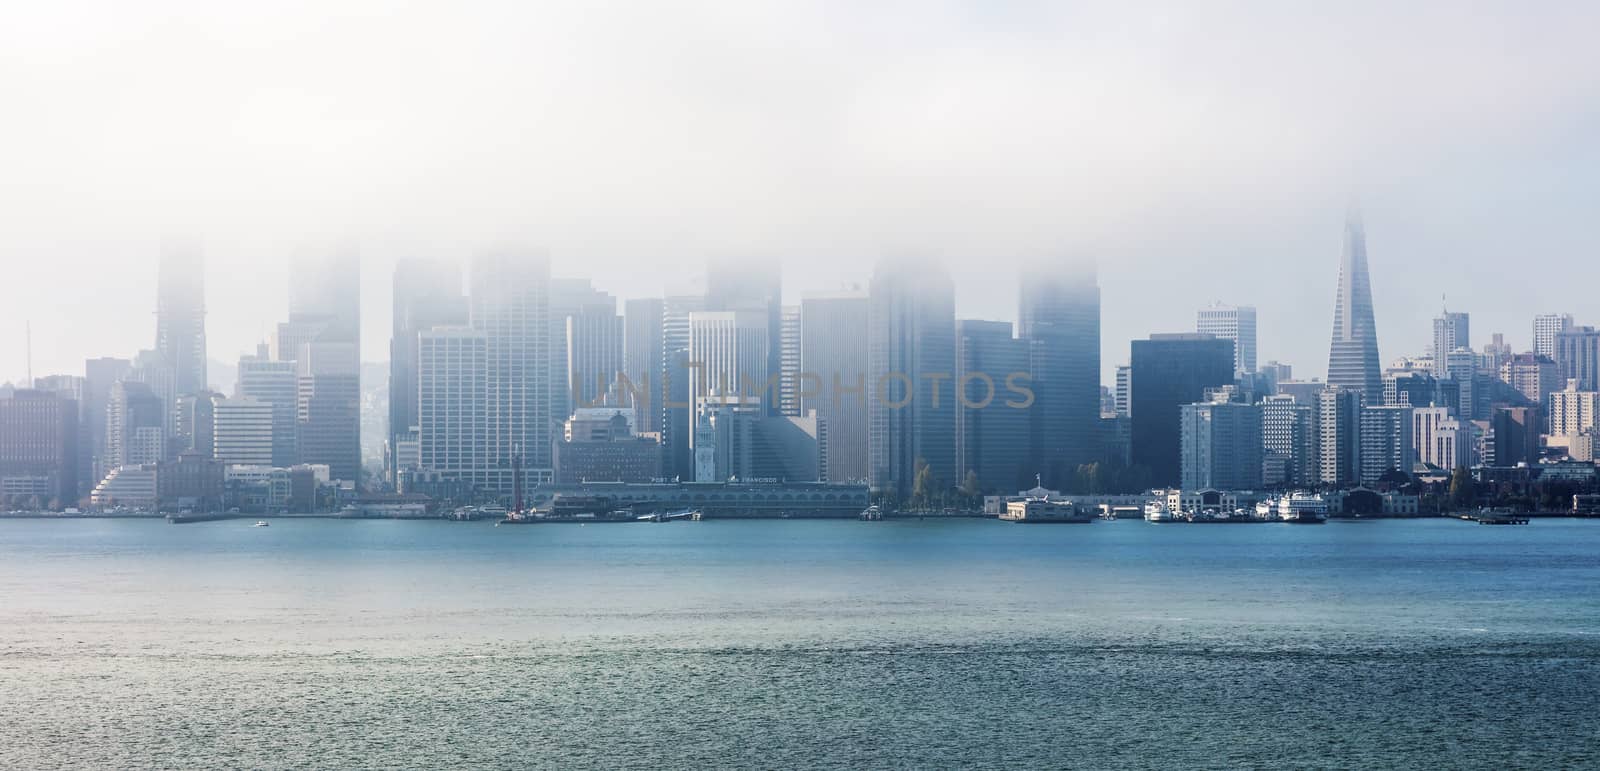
[3,1,1600,385]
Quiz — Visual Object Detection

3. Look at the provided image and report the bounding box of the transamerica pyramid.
[1326,208,1382,397]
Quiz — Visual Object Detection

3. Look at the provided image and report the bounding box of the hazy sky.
[3,1,1598,387]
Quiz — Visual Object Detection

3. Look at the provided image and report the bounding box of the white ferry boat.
[1277,493,1328,524]
[1144,501,1173,522]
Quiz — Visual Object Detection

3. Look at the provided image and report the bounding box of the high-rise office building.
[34,376,86,497]
[567,305,625,411]
[1114,365,1131,417]
[800,291,870,483]
[155,239,207,400]
[1318,387,1362,487]
[867,260,957,497]
[1019,264,1100,488]
[779,305,802,417]
[173,391,219,458]
[470,250,553,491]
[689,311,772,413]
[1261,394,1318,487]
[1533,313,1574,359]
[1130,334,1234,487]
[1197,303,1257,374]
[295,342,361,481]
[212,396,274,467]
[236,346,299,467]
[1554,326,1600,391]
[1359,404,1414,485]
[105,380,165,468]
[287,247,361,353]
[127,348,175,442]
[1179,395,1262,491]
[705,259,782,416]
[1431,310,1469,371]
[1326,210,1383,398]
[416,326,490,488]
[1491,406,1541,468]
[388,259,467,483]
[622,298,665,435]
[280,248,361,478]
[1499,353,1560,408]
[0,390,79,505]
[549,280,617,426]
[1441,348,1477,419]
[83,357,132,490]
[1548,379,1600,438]
[1414,406,1474,471]
[661,295,706,480]
[956,320,1030,494]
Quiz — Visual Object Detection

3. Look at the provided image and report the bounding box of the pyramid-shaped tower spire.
[1326,208,1382,397]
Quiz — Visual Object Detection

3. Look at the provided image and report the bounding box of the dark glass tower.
[1327,210,1382,398]
[1129,334,1234,487]
[1018,264,1100,489]
[867,259,956,498]
[388,260,466,483]
[155,239,207,400]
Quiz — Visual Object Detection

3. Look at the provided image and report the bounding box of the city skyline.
[5,3,1600,385]
[2,213,1591,390]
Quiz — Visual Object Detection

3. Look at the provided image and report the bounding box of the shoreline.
[2,511,1596,522]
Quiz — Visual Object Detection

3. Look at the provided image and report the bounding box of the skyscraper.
[1499,353,1560,408]
[287,247,361,353]
[688,311,771,406]
[1129,334,1234,487]
[417,326,490,488]
[83,356,132,490]
[1019,264,1100,488]
[566,305,625,411]
[623,298,665,435]
[1326,210,1382,398]
[1413,406,1475,471]
[236,346,299,467]
[1359,404,1414,485]
[295,342,361,481]
[956,320,1030,494]
[1261,394,1318,487]
[778,305,802,417]
[800,291,870,484]
[1180,395,1262,491]
[212,396,274,467]
[0,389,79,505]
[388,259,467,483]
[549,280,617,427]
[661,294,706,480]
[105,380,165,468]
[1197,303,1257,375]
[155,239,207,400]
[470,250,553,491]
[1318,387,1362,486]
[1554,326,1600,391]
[1430,310,1469,370]
[867,260,956,498]
[282,248,361,479]
[705,259,782,416]
[1533,313,1573,359]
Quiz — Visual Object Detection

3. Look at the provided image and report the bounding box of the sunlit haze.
[3,1,1599,384]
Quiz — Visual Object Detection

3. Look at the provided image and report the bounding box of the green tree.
[960,470,980,503]
[910,457,935,510]
[1448,467,1476,510]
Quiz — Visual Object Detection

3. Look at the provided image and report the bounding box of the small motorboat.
[252,520,270,527]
